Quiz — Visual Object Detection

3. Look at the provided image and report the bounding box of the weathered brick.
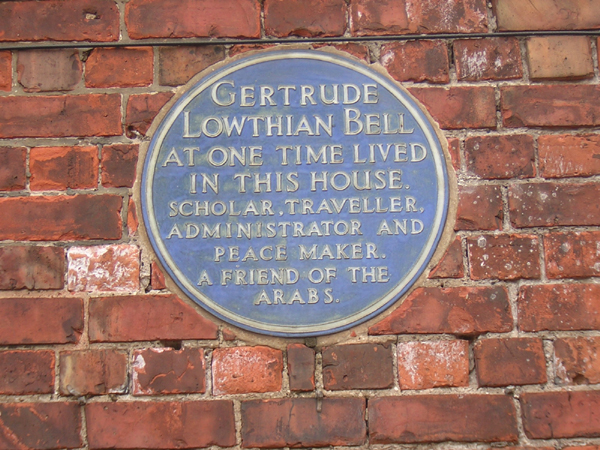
[228,43,277,58]
[493,0,600,31]
[555,337,600,385]
[0,147,25,191]
[465,135,535,179]
[447,137,461,171]
[132,347,205,395]
[0,195,122,241]
[287,344,315,392]
[539,134,600,178]
[0,403,82,449]
[527,36,593,80]
[0,50,10,91]
[369,286,512,336]
[468,234,540,280]
[370,395,518,443]
[0,0,119,42]
[429,236,464,279]
[17,49,82,92]
[100,144,138,188]
[30,146,98,191]
[126,92,174,138]
[0,297,83,345]
[454,38,522,81]
[509,182,600,227]
[521,390,600,438]
[322,343,393,390]
[544,231,600,279]
[89,294,218,342]
[475,338,546,387]
[456,184,503,231]
[397,340,469,389]
[150,261,167,290]
[126,0,260,39]
[212,346,283,395]
[241,398,366,448]
[71,250,138,292]
[158,45,226,86]
[87,401,235,449]
[60,349,127,396]
[381,40,449,84]
[0,350,54,395]
[350,0,487,35]
[265,0,346,37]
[518,284,600,332]
[127,198,138,236]
[0,246,65,290]
[0,94,121,138]
[409,86,496,129]
[502,85,600,128]
[85,47,153,88]
[313,43,370,62]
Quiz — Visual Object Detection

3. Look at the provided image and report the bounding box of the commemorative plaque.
[141,49,449,337]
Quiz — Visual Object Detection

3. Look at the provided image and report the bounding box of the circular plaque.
[141,49,449,337]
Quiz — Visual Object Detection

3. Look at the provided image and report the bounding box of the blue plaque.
[140,49,449,337]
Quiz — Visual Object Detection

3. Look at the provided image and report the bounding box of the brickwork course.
[1,0,600,448]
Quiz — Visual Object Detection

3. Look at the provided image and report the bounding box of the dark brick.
[0,246,65,290]
[0,147,26,191]
[60,349,128,396]
[381,40,449,84]
[17,49,81,92]
[101,144,138,188]
[265,0,346,37]
[465,135,535,179]
[241,398,366,448]
[544,231,600,279]
[322,343,393,390]
[126,92,174,138]
[287,344,315,392]
[0,350,54,395]
[455,38,522,81]
[158,45,225,86]
[456,184,503,231]
[429,236,464,279]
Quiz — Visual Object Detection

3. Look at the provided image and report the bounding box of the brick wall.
[1,0,600,448]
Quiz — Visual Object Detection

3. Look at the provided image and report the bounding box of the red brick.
[509,182,600,227]
[87,401,235,449]
[555,337,600,385]
[30,146,98,190]
[229,43,277,58]
[468,234,540,280]
[241,398,366,448]
[126,92,174,138]
[455,38,522,81]
[564,447,600,450]
[132,347,205,395]
[429,236,464,279]
[521,390,600,439]
[126,0,260,39]
[381,40,449,84]
[0,350,54,395]
[447,137,461,171]
[150,261,167,290]
[265,0,346,37]
[0,246,65,290]
[493,0,600,31]
[212,346,283,395]
[0,403,82,449]
[397,340,469,389]
[409,86,496,129]
[527,36,593,80]
[89,294,218,342]
[17,49,82,92]
[465,135,535,179]
[127,197,138,236]
[518,284,600,332]
[545,231,600,279]
[0,195,122,241]
[0,94,121,138]
[322,343,393,390]
[370,395,518,443]
[369,286,512,336]
[456,184,503,231]
[0,147,25,191]
[475,338,546,387]
[0,0,119,42]
[60,349,127,396]
[313,43,370,62]
[222,328,236,341]
[101,144,138,188]
[287,344,315,392]
[0,51,10,91]
[502,85,600,128]
[158,45,225,86]
[0,297,83,345]
[539,134,600,178]
[85,47,153,88]
[350,0,487,35]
